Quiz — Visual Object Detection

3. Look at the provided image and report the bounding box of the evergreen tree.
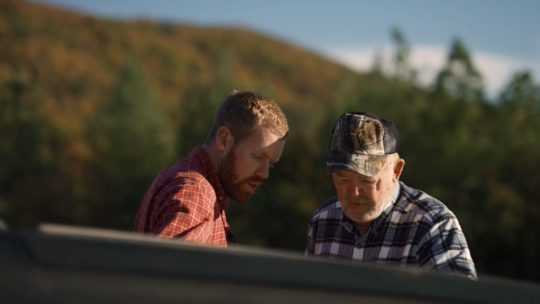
[369,50,385,78]
[175,49,233,156]
[0,76,61,226]
[87,59,174,228]
[434,38,484,102]
[391,27,416,83]
[499,70,540,110]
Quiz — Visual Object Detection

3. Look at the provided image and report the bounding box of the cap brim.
[327,152,388,177]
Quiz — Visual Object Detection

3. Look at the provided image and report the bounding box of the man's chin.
[227,183,260,203]
[228,191,253,203]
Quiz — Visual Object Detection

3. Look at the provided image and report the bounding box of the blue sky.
[34,0,540,96]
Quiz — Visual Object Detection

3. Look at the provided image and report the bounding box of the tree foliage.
[434,38,484,101]
[86,59,174,227]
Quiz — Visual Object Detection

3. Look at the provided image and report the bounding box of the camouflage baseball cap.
[326,112,399,177]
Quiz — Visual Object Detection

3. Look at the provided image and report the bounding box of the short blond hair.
[206,90,289,143]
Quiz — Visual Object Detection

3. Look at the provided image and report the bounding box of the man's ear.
[393,158,405,181]
[215,126,234,152]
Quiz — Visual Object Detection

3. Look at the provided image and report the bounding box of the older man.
[306,112,476,278]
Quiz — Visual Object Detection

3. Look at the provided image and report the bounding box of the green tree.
[493,70,540,279]
[391,27,416,83]
[175,49,233,156]
[434,38,484,102]
[87,59,174,228]
[499,70,540,110]
[0,76,62,227]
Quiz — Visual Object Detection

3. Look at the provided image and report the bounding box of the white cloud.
[321,45,540,98]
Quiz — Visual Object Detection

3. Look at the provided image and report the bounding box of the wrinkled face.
[219,126,285,203]
[331,156,403,229]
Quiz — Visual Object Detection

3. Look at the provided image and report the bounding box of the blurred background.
[1,0,539,282]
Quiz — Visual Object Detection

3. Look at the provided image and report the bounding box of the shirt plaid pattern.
[134,146,234,247]
[306,181,477,278]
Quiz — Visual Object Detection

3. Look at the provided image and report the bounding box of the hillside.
[0,0,359,119]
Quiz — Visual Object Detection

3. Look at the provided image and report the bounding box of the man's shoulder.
[310,197,342,222]
[165,148,213,184]
[150,157,215,203]
[396,182,456,223]
[172,148,207,173]
[156,159,206,185]
[170,163,208,183]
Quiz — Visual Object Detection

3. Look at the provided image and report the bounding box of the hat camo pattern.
[327,112,398,176]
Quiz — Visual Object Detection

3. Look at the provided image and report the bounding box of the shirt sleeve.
[149,175,214,243]
[417,215,477,279]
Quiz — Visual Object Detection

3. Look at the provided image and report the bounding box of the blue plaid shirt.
[305,181,477,279]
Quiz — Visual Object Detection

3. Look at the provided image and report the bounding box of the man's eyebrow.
[264,152,278,164]
[254,150,273,162]
[359,176,376,182]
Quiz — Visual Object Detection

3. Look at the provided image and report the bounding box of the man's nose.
[348,184,362,197]
[255,161,270,180]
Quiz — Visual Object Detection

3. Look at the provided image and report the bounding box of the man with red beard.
[306,112,476,278]
[134,91,288,246]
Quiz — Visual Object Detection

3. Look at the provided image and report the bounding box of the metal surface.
[1,224,539,303]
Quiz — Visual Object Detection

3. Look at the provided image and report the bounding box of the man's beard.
[341,183,396,226]
[342,199,384,226]
[218,148,264,203]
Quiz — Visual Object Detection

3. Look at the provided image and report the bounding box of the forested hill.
[1,0,358,113]
[2,0,540,283]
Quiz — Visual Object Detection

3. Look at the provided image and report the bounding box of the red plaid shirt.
[134,146,234,246]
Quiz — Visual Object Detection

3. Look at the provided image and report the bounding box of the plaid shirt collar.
[192,146,230,209]
[340,182,401,235]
